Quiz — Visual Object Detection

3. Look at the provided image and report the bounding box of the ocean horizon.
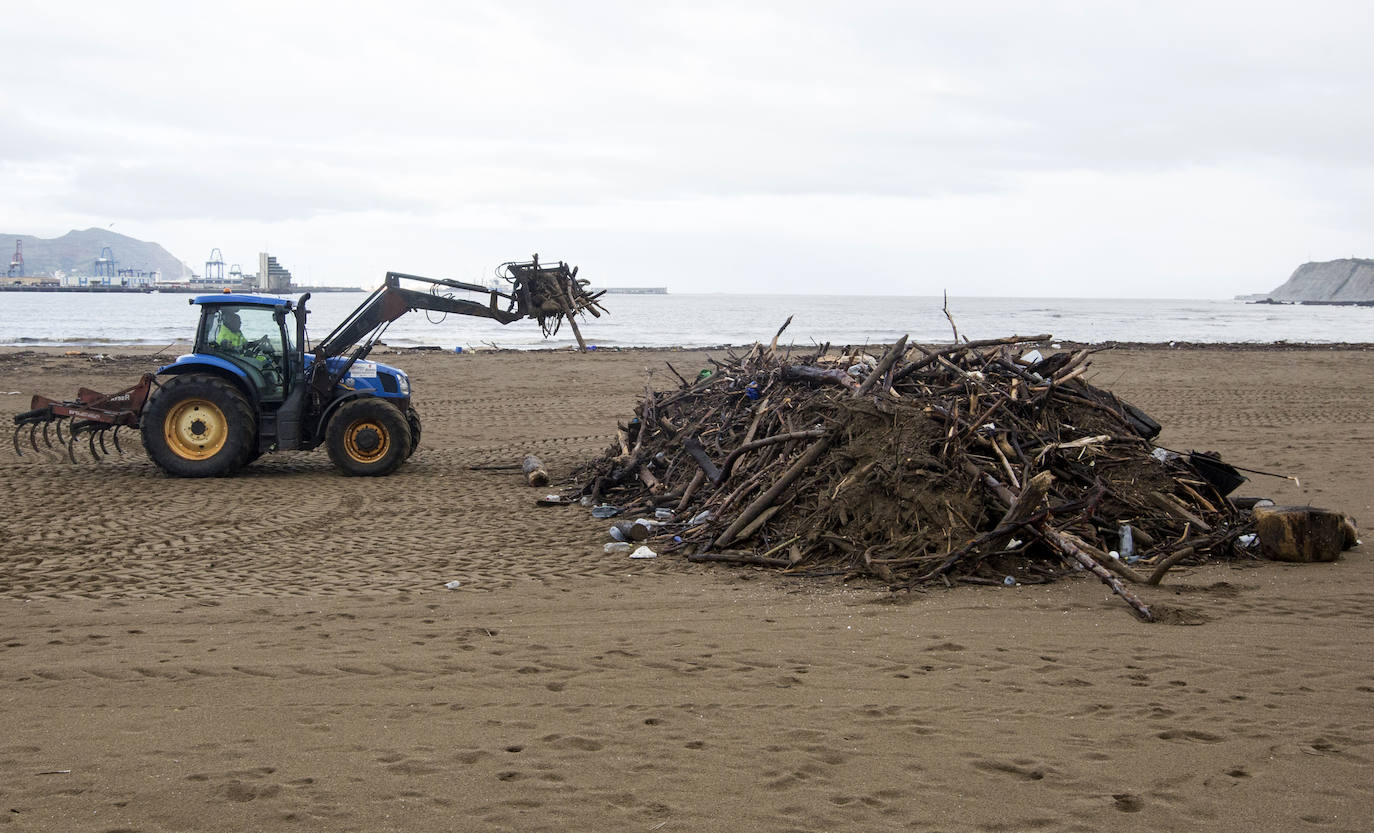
[0,291,1369,350]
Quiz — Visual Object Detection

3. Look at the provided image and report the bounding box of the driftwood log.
[1253,505,1349,563]
[522,455,550,487]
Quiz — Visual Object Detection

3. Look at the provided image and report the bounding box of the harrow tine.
[88,428,101,462]
[55,417,66,445]
[96,429,109,456]
[41,420,53,449]
[29,423,41,454]
[11,424,22,457]
[66,427,80,464]
[111,425,124,455]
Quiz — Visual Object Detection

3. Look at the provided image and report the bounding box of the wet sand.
[0,344,1371,832]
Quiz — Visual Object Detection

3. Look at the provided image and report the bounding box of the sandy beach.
[0,343,1370,832]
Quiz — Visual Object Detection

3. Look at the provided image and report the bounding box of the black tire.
[141,374,255,478]
[326,398,412,477]
[405,407,422,458]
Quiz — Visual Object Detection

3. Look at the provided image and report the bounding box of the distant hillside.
[1267,258,1374,303]
[0,228,189,279]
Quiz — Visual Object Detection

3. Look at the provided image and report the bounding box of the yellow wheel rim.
[343,419,390,464]
[163,398,229,460]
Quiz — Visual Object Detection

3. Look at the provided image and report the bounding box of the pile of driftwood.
[498,255,607,349]
[575,322,1258,621]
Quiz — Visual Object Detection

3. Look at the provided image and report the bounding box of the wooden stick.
[765,316,793,359]
[1147,546,1196,586]
[942,291,960,343]
[1040,526,1155,621]
[677,469,706,512]
[688,551,790,568]
[734,504,784,541]
[682,434,721,482]
[853,336,909,398]
[715,429,827,484]
[559,278,588,351]
[962,461,1153,621]
[1149,492,1213,533]
[782,365,859,390]
[990,436,1020,490]
[989,471,1053,550]
[714,435,833,548]
[1058,529,1149,585]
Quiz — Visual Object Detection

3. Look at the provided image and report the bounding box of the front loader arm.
[314,273,522,361]
[309,262,606,403]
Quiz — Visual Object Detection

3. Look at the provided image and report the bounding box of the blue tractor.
[13,259,604,476]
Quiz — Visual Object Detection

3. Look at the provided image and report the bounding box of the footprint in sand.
[1156,729,1225,744]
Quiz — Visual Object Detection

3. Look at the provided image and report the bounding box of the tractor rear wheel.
[405,407,422,458]
[141,374,255,478]
[326,398,412,476]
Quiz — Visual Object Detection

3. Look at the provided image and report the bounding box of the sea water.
[0,291,1367,349]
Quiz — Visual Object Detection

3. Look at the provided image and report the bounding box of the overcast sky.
[3,1,1371,297]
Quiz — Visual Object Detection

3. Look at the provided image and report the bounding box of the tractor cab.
[191,295,298,402]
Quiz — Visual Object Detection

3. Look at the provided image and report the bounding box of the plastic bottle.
[654,508,674,520]
[1118,524,1135,560]
[604,541,632,554]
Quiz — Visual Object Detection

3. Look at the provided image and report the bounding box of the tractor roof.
[191,294,293,308]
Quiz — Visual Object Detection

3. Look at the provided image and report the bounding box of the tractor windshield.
[198,305,290,400]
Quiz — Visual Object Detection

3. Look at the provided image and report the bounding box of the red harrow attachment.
[12,374,155,462]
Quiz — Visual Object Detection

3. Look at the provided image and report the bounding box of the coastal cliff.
[1267,258,1374,303]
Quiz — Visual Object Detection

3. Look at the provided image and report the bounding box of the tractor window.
[202,305,289,401]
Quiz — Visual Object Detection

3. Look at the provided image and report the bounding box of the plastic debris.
[604,541,632,554]
[629,545,658,559]
[444,580,462,589]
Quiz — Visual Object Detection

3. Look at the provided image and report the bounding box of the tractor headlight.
[398,373,410,396]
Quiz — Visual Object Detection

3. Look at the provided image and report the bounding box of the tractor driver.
[214,310,249,352]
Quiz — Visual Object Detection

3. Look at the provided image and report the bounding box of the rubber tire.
[141,374,255,478]
[405,407,422,458]
[326,398,412,477]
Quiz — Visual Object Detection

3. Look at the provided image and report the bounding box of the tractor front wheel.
[405,407,422,458]
[141,374,255,478]
[326,399,412,476]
